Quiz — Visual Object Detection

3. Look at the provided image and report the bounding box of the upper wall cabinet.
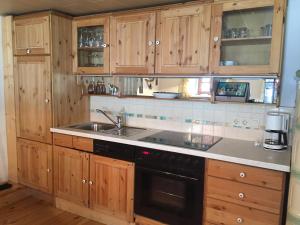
[14,16,50,55]
[155,4,211,74]
[210,0,286,75]
[110,12,156,75]
[72,16,110,74]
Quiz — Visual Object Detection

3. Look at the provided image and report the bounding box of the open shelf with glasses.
[210,0,286,75]
[73,16,110,74]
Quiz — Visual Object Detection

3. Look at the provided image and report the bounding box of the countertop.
[50,126,291,172]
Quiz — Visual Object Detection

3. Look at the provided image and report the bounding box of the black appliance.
[139,130,222,151]
[134,149,205,225]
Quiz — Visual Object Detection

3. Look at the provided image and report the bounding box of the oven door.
[134,166,203,225]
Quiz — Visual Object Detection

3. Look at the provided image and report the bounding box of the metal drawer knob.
[82,179,87,184]
[236,217,243,223]
[238,192,245,199]
[26,48,31,54]
[89,181,93,185]
[45,99,50,104]
[239,172,246,178]
[213,36,219,42]
[155,40,160,45]
[148,40,154,46]
[101,43,109,48]
[47,168,51,173]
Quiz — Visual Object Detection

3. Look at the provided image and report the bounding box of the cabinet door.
[14,56,52,144]
[89,155,134,222]
[210,0,286,75]
[17,138,53,193]
[53,146,90,207]
[14,16,50,55]
[156,4,211,74]
[110,12,156,74]
[73,16,110,74]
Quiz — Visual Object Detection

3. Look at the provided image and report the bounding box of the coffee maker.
[263,111,290,150]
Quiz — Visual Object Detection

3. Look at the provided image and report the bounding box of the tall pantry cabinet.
[13,12,89,193]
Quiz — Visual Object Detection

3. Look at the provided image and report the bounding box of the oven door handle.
[136,166,200,181]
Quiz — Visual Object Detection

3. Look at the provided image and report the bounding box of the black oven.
[134,148,205,225]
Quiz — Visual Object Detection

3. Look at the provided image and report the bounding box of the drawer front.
[73,136,93,152]
[206,159,285,190]
[205,198,280,225]
[206,176,282,214]
[53,133,73,148]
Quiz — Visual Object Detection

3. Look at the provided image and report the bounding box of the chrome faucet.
[96,109,123,129]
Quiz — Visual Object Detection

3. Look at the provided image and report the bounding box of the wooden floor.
[0,186,104,225]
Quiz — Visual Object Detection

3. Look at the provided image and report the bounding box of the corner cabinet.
[17,138,53,194]
[110,11,156,75]
[72,16,110,74]
[209,0,286,75]
[155,4,211,74]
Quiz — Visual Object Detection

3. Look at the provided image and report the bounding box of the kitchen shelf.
[78,47,104,51]
[221,36,272,44]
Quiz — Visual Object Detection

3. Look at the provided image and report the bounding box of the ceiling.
[0,0,194,16]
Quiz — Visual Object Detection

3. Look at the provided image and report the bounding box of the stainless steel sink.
[67,122,146,137]
[68,122,116,132]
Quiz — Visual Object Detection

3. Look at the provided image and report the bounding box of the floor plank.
[0,186,105,225]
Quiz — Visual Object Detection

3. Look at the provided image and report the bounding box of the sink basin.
[67,122,146,137]
[68,122,116,132]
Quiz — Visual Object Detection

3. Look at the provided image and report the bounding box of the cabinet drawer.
[73,136,93,152]
[206,159,285,190]
[53,133,73,148]
[206,176,282,214]
[205,198,280,225]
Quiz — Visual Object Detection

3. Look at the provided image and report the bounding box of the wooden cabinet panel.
[53,146,89,207]
[53,133,73,148]
[17,138,53,193]
[14,16,50,55]
[206,159,285,190]
[89,155,134,222]
[14,56,52,144]
[205,198,280,225]
[110,12,156,74]
[206,176,282,214]
[156,4,211,74]
[135,215,168,225]
[73,136,93,152]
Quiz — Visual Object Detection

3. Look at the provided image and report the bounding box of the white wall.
[0,16,8,184]
[280,0,300,107]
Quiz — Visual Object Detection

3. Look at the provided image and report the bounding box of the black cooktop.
[139,131,222,151]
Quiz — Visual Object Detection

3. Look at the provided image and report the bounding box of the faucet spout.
[96,109,123,129]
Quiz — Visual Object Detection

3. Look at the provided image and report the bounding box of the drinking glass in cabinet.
[77,26,105,67]
[220,6,274,66]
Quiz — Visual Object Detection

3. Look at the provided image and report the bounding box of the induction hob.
[139,130,222,151]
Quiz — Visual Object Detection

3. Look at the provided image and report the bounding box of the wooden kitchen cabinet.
[155,4,211,74]
[110,11,156,74]
[72,15,110,74]
[209,0,286,75]
[14,15,50,55]
[14,56,52,144]
[17,138,53,193]
[89,154,134,222]
[53,146,90,207]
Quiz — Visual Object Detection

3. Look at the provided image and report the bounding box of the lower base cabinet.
[135,215,168,225]
[17,138,53,193]
[53,145,134,223]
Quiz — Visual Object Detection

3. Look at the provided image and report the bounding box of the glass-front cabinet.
[73,16,110,74]
[210,0,286,75]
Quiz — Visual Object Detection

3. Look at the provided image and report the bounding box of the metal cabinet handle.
[239,172,246,178]
[148,41,155,46]
[89,181,93,185]
[236,217,243,223]
[82,179,87,184]
[101,43,109,48]
[238,193,245,199]
[45,99,50,104]
[213,36,219,42]
[26,48,31,54]
[155,40,160,45]
[47,168,51,173]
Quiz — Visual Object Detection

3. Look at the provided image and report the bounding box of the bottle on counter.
[87,80,95,94]
[95,81,102,95]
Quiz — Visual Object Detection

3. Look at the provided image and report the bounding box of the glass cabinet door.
[73,16,109,74]
[210,0,286,75]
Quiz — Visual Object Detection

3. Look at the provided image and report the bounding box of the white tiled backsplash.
[90,96,295,142]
